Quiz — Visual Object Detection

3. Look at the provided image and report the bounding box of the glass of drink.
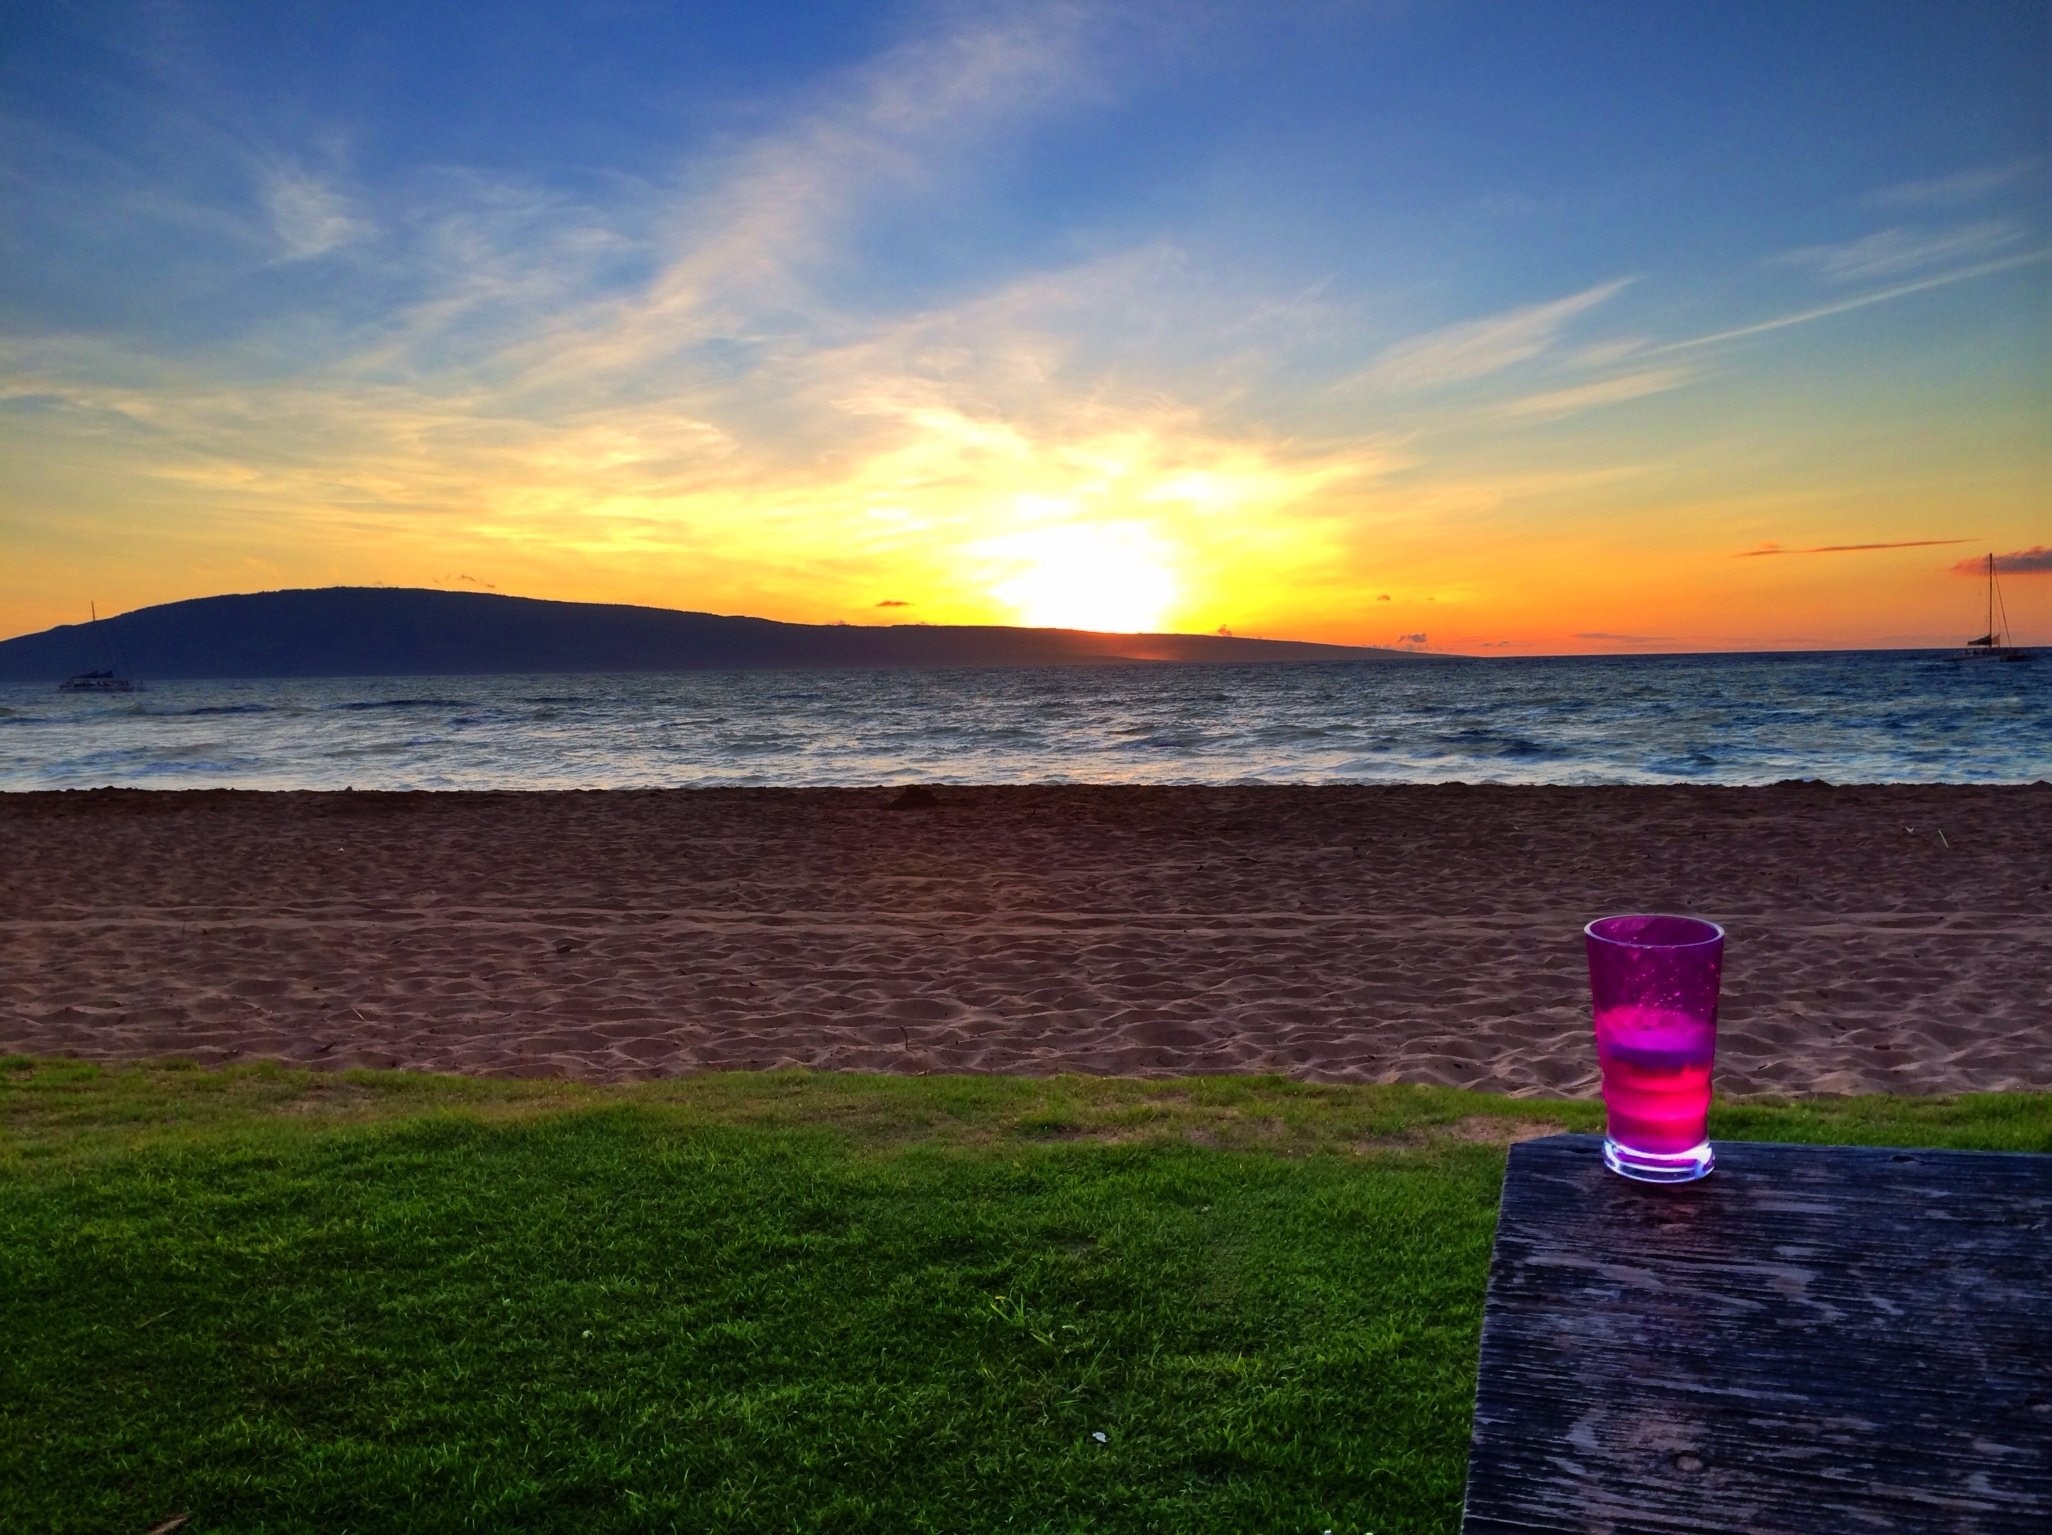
[1583,914,1724,1183]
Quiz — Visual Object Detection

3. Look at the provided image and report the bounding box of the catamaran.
[58,602,139,692]
[1960,552,2031,663]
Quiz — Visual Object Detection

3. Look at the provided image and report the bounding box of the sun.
[986,524,1180,633]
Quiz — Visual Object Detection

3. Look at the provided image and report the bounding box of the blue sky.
[2,0,2046,647]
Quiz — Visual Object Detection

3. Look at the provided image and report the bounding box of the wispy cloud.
[1954,546,2052,576]
[491,4,1104,392]
[1864,160,2039,209]
[1355,279,1631,391]
[262,162,372,259]
[1737,539,1972,558]
[1496,366,1694,420]
[1652,250,2052,354]
[1569,337,1650,369]
[1571,631,1669,643]
[1777,220,2023,284]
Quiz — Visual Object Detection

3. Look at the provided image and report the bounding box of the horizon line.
[2,583,2027,661]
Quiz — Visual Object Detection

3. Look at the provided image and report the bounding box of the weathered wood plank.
[1461,1135,2052,1534]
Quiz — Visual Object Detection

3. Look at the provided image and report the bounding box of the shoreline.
[4,783,2047,1095]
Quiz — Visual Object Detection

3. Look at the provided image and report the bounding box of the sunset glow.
[1,3,2046,652]
[985,524,1180,633]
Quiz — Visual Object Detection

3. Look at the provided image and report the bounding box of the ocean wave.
[1430,728,1564,760]
[700,733,797,756]
[321,737,445,757]
[1113,729,1214,752]
[124,758,259,777]
[1643,751,1721,776]
[1248,723,1342,746]
[3,651,2046,789]
[330,698,472,712]
[947,726,1043,746]
[48,745,264,778]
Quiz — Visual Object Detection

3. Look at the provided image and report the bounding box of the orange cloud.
[1736,539,1971,557]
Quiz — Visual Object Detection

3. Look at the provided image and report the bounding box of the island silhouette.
[0,587,1440,682]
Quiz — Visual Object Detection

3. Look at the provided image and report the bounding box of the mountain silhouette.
[0,587,1441,681]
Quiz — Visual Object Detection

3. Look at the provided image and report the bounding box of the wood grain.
[1462,1135,2052,1534]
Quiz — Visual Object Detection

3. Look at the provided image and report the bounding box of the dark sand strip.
[4,784,2047,1094]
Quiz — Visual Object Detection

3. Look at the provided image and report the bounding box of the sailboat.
[1960,553,2031,663]
[58,602,138,692]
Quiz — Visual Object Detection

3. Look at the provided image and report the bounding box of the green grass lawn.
[4,1061,2047,1534]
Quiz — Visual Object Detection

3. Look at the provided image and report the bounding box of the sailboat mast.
[1987,554,1994,644]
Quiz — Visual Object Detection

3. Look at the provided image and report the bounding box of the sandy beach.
[2,783,2047,1095]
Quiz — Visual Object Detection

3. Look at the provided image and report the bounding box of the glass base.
[1603,1137,1714,1183]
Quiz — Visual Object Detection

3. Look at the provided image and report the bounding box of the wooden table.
[1461,1135,2051,1534]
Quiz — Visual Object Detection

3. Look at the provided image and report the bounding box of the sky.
[2,0,2047,652]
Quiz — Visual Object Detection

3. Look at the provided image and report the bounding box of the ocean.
[1,651,2045,791]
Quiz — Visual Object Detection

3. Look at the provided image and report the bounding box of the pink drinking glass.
[1583,914,1725,1183]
